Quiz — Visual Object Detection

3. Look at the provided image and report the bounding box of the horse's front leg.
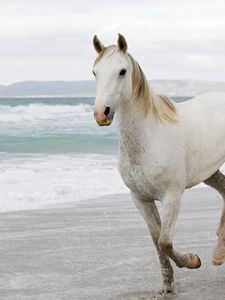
[159,191,201,269]
[131,192,175,296]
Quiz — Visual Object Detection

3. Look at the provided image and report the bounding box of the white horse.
[92,33,225,296]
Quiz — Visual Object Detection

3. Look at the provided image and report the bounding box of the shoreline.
[0,188,225,299]
[0,192,129,215]
[0,186,209,215]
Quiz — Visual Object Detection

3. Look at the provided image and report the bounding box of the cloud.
[0,0,225,83]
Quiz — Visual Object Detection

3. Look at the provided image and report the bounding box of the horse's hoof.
[187,254,201,269]
[155,289,176,299]
[213,236,225,266]
[213,257,224,266]
[155,283,177,299]
[212,253,225,266]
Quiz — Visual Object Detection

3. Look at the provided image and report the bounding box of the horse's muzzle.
[94,107,114,126]
[94,113,113,126]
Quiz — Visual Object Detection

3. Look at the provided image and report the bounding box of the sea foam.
[0,153,128,212]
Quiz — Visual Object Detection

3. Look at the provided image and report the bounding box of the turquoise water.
[0,96,191,212]
[0,97,117,154]
[0,97,191,154]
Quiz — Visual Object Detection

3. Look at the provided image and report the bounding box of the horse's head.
[92,34,133,126]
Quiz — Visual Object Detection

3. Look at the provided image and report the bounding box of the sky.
[1,0,225,84]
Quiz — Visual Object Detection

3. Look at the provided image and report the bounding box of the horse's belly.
[186,152,225,188]
[182,97,225,187]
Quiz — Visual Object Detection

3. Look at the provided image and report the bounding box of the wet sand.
[0,188,225,299]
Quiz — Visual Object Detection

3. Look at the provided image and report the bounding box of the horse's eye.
[119,69,127,76]
[93,71,96,76]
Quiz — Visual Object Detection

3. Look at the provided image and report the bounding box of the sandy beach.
[0,188,225,300]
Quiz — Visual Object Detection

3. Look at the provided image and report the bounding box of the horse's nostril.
[104,106,110,117]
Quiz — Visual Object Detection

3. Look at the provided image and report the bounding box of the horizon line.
[1,78,225,86]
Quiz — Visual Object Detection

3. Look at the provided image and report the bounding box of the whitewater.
[0,98,127,212]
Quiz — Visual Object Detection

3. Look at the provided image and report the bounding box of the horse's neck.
[115,100,154,157]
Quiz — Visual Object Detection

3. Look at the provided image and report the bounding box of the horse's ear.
[93,35,104,54]
[117,33,127,53]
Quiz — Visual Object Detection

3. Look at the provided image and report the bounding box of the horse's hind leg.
[204,170,225,235]
[131,192,175,296]
[204,170,225,265]
[217,205,225,237]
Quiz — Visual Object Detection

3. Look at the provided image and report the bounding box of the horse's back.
[180,91,225,108]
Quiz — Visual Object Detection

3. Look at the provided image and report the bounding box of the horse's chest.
[118,157,158,198]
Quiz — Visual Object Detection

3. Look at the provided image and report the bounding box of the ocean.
[0,96,191,212]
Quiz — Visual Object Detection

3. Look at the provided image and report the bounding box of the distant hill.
[0,80,225,97]
[0,81,96,97]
